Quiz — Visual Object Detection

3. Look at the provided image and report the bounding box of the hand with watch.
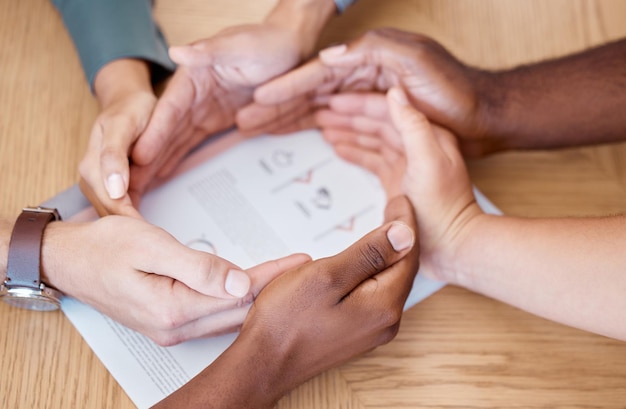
[1,197,420,409]
[0,206,309,346]
[1,207,64,311]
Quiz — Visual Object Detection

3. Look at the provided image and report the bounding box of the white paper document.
[61,129,501,408]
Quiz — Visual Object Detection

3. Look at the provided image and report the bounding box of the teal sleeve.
[51,0,176,92]
[334,0,357,13]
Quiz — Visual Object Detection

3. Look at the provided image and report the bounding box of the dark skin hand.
[152,195,420,409]
[239,27,626,156]
[238,27,497,157]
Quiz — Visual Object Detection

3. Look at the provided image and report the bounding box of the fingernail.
[320,44,347,59]
[225,269,251,298]
[105,173,126,199]
[387,222,414,252]
[389,88,409,106]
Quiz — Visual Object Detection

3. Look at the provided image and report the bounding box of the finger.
[139,227,253,299]
[78,177,142,219]
[169,43,214,67]
[351,196,420,305]
[150,304,251,346]
[145,253,312,346]
[155,126,201,179]
[79,123,142,218]
[315,209,416,299]
[433,125,465,164]
[387,87,442,166]
[327,93,390,121]
[127,162,159,210]
[253,58,345,105]
[237,96,312,134]
[178,304,251,341]
[98,117,137,200]
[315,109,354,129]
[317,109,402,152]
[133,72,195,165]
[322,128,383,151]
[133,278,252,346]
[247,253,312,295]
[318,28,420,70]
[263,113,318,136]
[333,143,386,175]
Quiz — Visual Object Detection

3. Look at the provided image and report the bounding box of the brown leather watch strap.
[6,208,60,288]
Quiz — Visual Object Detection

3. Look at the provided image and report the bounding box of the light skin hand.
[319,89,482,281]
[79,58,158,218]
[39,216,310,346]
[129,0,336,209]
[382,88,626,340]
[153,195,420,408]
[128,23,301,197]
[322,90,626,342]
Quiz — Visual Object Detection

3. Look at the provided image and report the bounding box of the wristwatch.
[1,207,64,311]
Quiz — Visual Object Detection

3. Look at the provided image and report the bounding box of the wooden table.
[1,0,626,407]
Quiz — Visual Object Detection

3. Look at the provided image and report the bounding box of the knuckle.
[100,145,126,161]
[377,322,401,346]
[376,306,403,328]
[77,158,91,179]
[192,255,217,286]
[358,242,388,273]
[312,261,342,290]
[363,28,385,42]
[151,303,186,332]
[150,332,182,347]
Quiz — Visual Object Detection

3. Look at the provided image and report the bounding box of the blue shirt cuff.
[51,0,175,92]
[334,0,357,13]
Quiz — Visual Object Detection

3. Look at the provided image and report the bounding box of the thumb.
[146,233,251,299]
[169,42,214,66]
[318,43,366,67]
[387,87,441,167]
[318,201,416,299]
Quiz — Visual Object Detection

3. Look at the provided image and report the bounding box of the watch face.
[3,295,59,311]
[0,287,61,311]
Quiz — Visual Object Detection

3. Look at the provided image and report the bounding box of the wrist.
[224,329,287,407]
[442,213,505,290]
[39,221,89,297]
[93,58,154,109]
[430,211,492,287]
[467,68,517,154]
[155,327,285,409]
[264,0,336,59]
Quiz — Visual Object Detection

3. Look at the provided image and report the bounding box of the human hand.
[236,195,419,403]
[128,22,308,207]
[42,216,310,346]
[319,89,483,281]
[156,195,420,408]
[78,59,159,218]
[239,27,502,157]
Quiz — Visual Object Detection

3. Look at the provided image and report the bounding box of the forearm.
[264,0,337,59]
[479,38,626,150]
[447,214,626,340]
[93,58,153,108]
[152,330,284,409]
[51,0,175,91]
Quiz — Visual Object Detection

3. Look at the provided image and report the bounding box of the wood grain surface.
[1,0,625,408]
